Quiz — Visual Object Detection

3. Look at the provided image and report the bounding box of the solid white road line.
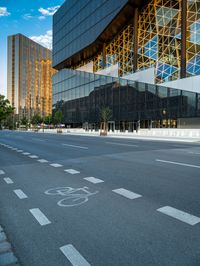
[157,206,200,226]
[38,159,48,163]
[62,144,88,150]
[84,177,104,184]
[106,142,138,147]
[64,169,80,175]
[156,159,200,169]
[112,188,142,200]
[50,163,63,167]
[60,244,91,266]
[4,178,13,184]
[188,151,200,155]
[29,155,39,159]
[14,189,28,199]
[0,170,5,175]
[29,208,51,226]
[23,152,30,155]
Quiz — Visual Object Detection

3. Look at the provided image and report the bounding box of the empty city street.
[0,130,200,266]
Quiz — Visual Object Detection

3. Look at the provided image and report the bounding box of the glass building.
[7,34,56,120]
[52,0,200,129]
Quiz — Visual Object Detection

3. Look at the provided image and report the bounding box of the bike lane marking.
[13,189,28,199]
[60,244,91,266]
[29,155,39,159]
[50,163,63,167]
[38,159,48,163]
[157,206,200,226]
[16,150,23,153]
[4,178,13,184]
[84,177,104,184]
[64,169,80,174]
[112,188,142,200]
[29,208,51,226]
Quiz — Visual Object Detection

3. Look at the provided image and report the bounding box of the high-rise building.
[52,0,200,129]
[7,33,55,120]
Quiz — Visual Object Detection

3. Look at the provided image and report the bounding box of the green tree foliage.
[0,95,14,129]
[100,106,112,135]
[100,106,112,123]
[20,116,29,127]
[44,115,52,125]
[54,110,63,125]
[31,114,42,126]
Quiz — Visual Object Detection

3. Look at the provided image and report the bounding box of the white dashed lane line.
[64,169,80,174]
[29,155,39,159]
[29,208,51,226]
[157,206,200,226]
[23,152,30,155]
[156,159,200,169]
[13,189,28,199]
[62,143,88,150]
[16,150,23,152]
[4,178,13,184]
[0,170,5,175]
[106,142,138,147]
[38,159,48,163]
[84,177,104,184]
[50,163,63,167]
[60,244,91,266]
[112,188,142,200]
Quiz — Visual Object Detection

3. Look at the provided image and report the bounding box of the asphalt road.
[0,130,200,266]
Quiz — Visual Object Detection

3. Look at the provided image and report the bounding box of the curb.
[0,225,20,266]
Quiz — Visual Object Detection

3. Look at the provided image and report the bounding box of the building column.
[102,43,106,69]
[133,8,138,72]
[181,0,187,78]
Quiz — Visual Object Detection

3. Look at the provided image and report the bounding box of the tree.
[31,114,42,128]
[100,106,112,136]
[20,116,29,129]
[54,110,62,126]
[0,95,14,129]
[44,115,52,126]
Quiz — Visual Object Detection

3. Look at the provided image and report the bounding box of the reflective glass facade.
[7,34,55,119]
[53,69,200,128]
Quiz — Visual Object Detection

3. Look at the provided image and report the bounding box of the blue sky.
[0,0,65,97]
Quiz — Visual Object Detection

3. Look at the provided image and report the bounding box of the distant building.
[7,33,55,120]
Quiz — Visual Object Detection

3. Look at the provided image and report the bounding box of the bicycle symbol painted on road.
[45,186,99,207]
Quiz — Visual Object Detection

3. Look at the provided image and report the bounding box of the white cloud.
[0,7,10,17]
[22,13,33,20]
[30,30,52,50]
[38,6,60,17]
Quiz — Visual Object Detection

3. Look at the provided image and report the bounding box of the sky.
[0,0,65,97]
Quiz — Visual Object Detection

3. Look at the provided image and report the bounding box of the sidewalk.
[0,225,19,266]
[28,128,200,143]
